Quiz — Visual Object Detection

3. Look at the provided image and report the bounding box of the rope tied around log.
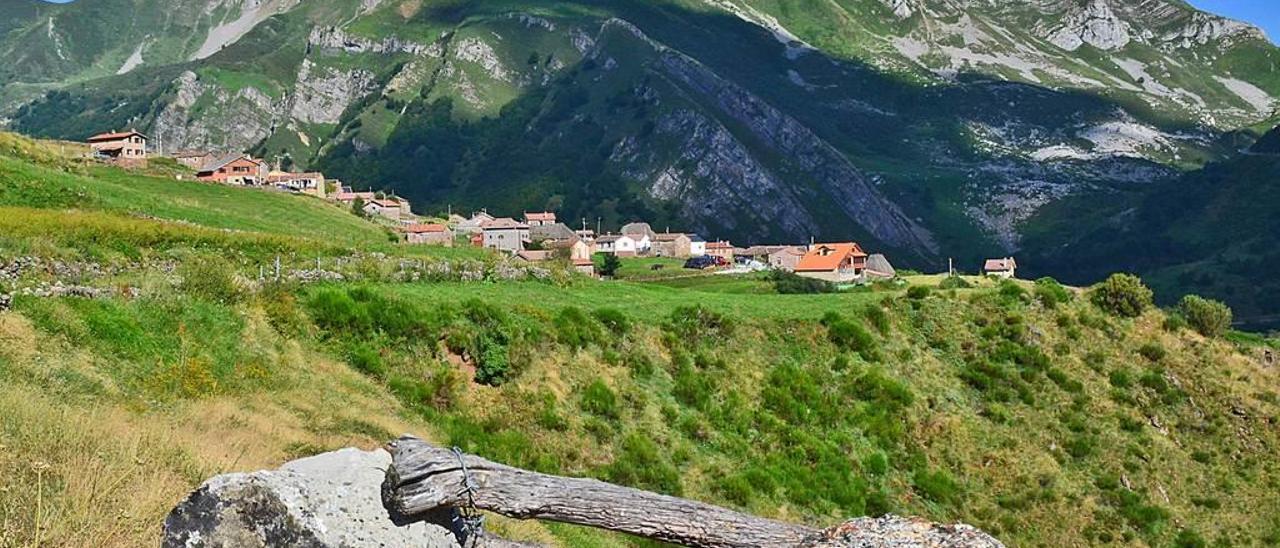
[451,446,486,546]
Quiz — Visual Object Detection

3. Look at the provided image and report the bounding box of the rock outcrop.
[162,448,458,547]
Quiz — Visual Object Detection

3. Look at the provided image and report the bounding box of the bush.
[554,306,605,350]
[592,307,631,333]
[1178,295,1232,338]
[475,337,511,386]
[938,276,972,290]
[769,270,836,294]
[599,254,621,277]
[998,280,1027,302]
[177,255,240,304]
[1162,312,1188,332]
[824,313,880,361]
[580,379,619,420]
[1090,274,1153,318]
[1138,342,1166,362]
[347,343,387,378]
[863,305,891,334]
[668,305,732,339]
[907,285,931,300]
[1033,277,1072,308]
[913,469,961,505]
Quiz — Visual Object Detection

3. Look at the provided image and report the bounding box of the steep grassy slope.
[0,132,389,246]
[2,136,1279,547]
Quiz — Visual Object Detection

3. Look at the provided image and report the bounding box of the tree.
[599,254,621,277]
[351,196,367,218]
[1178,295,1232,338]
[1090,273,1153,318]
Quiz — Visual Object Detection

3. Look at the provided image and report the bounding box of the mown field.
[2,134,1280,548]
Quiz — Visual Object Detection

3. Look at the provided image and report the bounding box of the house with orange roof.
[795,243,868,283]
[704,240,736,262]
[87,130,147,165]
[399,223,453,246]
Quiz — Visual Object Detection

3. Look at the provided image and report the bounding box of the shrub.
[1162,312,1188,332]
[770,270,836,294]
[863,305,891,334]
[554,306,605,350]
[668,305,732,339]
[825,314,880,362]
[1173,529,1207,548]
[1033,277,1072,308]
[998,280,1027,302]
[913,469,961,505]
[599,254,621,277]
[938,276,972,290]
[347,343,387,379]
[1178,295,1232,338]
[592,307,631,333]
[580,379,620,420]
[1090,274,1153,318]
[1138,342,1166,362]
[177,254,240,304]
[606,434,682,495]
[907,285,931,300]
[474,337,511,386]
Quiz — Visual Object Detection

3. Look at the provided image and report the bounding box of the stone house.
[363,199,403,221]
[172,150,213,170]
[196,154,266,185]
[795,243,868,283]
[704,241,736,262]
[483,218,530,252]
[399,223,453,246]
[651,233,693,258]
[767,246,806,271]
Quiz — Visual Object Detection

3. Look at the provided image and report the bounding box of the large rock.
[162,448,458,547]
[808,515,1004,547]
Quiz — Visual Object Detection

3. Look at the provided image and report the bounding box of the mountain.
[1023,124,1280,327]
[1,0,1278,265]
[2,133,1279,547]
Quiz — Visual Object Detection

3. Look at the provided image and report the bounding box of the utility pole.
[948,257,953,277]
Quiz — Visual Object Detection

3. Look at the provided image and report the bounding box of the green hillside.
[1,135,1279,547]
[1023,125,1280,328]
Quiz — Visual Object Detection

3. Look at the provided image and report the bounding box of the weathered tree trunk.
[384,436,820,548]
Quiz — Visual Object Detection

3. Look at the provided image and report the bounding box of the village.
[86,129,1020,283]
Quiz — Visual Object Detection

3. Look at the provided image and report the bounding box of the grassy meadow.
[1,134,1279,547]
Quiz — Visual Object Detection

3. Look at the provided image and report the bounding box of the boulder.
[162,448,458,547]
[808,515,1004,547]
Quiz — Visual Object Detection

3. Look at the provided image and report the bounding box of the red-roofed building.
[87,130,147,165]
[195,154,266,185]
[796,243,868,283]
[983,257,1017,278]
[399,223,453,246]
[363,199,404,220]
[524,211,556,226]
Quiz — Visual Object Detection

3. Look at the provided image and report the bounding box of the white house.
[689,235,707,257]
[595,234,638,257]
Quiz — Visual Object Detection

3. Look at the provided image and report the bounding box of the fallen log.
[385,436,816,548]
[384,436,1004,548]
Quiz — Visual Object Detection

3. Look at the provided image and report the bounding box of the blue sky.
[34,0,1280,43]
[1189,1,1278,41]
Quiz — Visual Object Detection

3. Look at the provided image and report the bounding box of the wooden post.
[385,436,819,548]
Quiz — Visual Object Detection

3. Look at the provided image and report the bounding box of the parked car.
[684,256,718,270]
[712,256,730,267]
